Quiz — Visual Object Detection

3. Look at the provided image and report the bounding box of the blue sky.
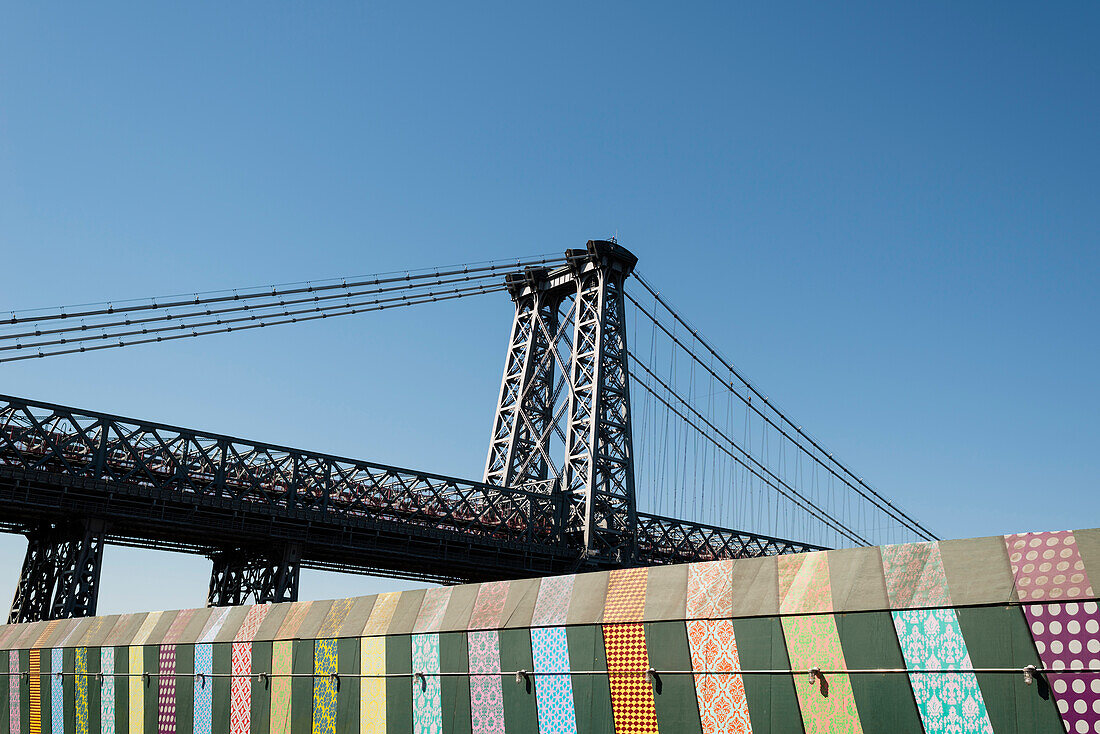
[1,2,1097,614]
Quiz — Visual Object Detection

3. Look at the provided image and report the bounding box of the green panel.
[144,646,158,734]
[337,638,360,734]
[497,629,537,734]
[291,640,313,734]
[114,647,127,734]
[956,605,1065,733]
[439,633,471,734]
[64,648,76,734]
[0,647,8,734]
[213,643,232,734]
[40,647,50,734]
[645,621,702,733]
[566,625,614,734]
[252,641,273,734]
[385,636,412,734]
[732,616,804,734]
[834,612,923,734]
[87,648,100,734]
[176,645,194,734]
[21,650,31,734]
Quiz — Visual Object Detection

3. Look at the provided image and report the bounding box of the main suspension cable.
[0,283,505,363]
[631,270,935,540]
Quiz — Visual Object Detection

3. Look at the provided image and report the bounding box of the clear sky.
[1,2,1097,615]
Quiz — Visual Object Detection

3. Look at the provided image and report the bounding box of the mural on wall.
[0,527,1098,734]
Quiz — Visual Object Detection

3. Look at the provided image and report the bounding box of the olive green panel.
[337,637,360,734]
[565,625,614,734]
[645,621,701,733]
[833,612,922,733]
[387,592,426,636]
[212,643,232,734]
[252,641,273,734]
[87,647,101,734]
[439,632,471,734]
[941,535,1015,605]
[731,616,804,734]
[497,629,537,734]
[386,635,413,734]
[178,609,215,645]
[64,647,76,734]
[291,640,313,734]
[19,649,30,734]
[1075,528,1100,586]
[828,547,889,612]
[729,557,780,618]
[113,646,127,734]
[40,645,51,734]
[956,605,1065,733]
[500,578,540,629]
[177,645,194,734]
[644,565,687,621]
[148,612,178,647]
[106,615,146,647]
[0,647,8,734]
[144,645,158,733]
[440,585,478,632]
[568,572,610,626]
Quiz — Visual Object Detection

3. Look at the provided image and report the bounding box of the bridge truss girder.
[8,520,104,624]
[207,543,301,606]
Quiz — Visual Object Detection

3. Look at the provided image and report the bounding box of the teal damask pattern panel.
[892,608,993,734]
[411,634,441,734]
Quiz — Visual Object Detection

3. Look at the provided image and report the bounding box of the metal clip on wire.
[257,672,269,687]
[514,669,528,685]
[807,667,821,685]
[1024,665,1037,686]
[195,673,207,689]
[142,672,150,687]
[414,671,426,692]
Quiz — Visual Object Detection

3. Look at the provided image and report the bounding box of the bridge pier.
[206,543,301,606]
[8,520,105,624]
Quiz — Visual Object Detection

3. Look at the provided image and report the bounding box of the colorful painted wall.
[1,528,1098,734]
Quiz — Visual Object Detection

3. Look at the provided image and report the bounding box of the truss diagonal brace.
[207,543,301,606]
[8,520,105,623]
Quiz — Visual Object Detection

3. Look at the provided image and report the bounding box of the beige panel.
[146,610,179,646]
[566,570,609,625]
[644,564,688,621]
[212,606,250,644]
[500,578,540,629]
[361,593,401,637]
[336,595,376,638]
[14,622,47,649]
[827,546,890,612]
[296,600,336,641]
[104,613,147,647]
[57,618,95,648]
[941,535,1015,606]
[728,555,779,618]
[254,602,292,642]
[440,584,479,632]
[1074,528,1100,589]
[81,615,122,647]
[386,590,426,635]
[0,623,30,650]
[177,608,216,645]
[39,619,77,648]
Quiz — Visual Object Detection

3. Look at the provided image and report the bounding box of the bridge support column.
[207,543,300,606]
[8,521,105,624]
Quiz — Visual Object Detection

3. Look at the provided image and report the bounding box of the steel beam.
[207,544,301,606]
[8,520,104,623]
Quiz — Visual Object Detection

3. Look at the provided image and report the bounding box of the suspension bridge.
[0,240,935,623]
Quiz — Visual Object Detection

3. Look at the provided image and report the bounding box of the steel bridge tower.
[485,240,640,564]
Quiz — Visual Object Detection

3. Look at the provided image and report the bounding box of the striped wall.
[1,527,1098,733]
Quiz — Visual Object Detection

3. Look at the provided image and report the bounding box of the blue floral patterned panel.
[411,634,441,734]
[51,649,63,734]
[893,608,994,734]
[100,649,115,734]
[193,644,213,734]
[531,627,577,734]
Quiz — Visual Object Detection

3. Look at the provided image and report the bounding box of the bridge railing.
[634,513,827,563]
[0,394,563,547]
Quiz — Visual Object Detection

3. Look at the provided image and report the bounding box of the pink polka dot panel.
[1023,601,1100,734]
[1004,531,1095,602]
